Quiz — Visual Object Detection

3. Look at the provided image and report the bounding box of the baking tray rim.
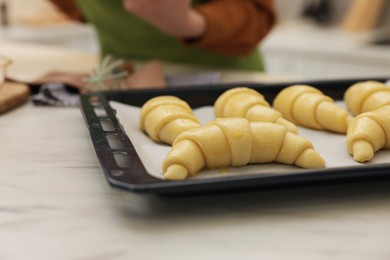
[79,77,390,195]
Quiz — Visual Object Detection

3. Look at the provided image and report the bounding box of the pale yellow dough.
[214,87,298,133]
[162,118,325,180]
[346,105,390,162]
[273,85,352,133]
[139,96,200,145]
[344,80,390,115]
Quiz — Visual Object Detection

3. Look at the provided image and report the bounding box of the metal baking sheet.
[80,78,390,195]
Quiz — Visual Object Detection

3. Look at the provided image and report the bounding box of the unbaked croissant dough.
[139,96,200,145]
[273,85,352,133]
[214,87,298,133]
[346,105,390,162]
[344,80,390,115]
[162,118,325,180]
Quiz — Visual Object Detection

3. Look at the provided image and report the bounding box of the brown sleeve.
[47,0,85,22]
[185,0,276,57]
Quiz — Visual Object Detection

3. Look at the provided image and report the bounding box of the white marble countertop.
[1,41,390,260]
[260,20,390,80]
[262,20,390,64]
[2,102,390,260]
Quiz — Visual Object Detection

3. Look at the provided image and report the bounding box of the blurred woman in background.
[49,0,276,71]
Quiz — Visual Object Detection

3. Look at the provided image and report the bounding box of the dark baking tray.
[80,77,390,195]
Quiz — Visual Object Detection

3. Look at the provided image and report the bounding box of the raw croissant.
[344,80,390,115]
[273,85,352,133]
[346,105,390,162]
[139,96,200,145]
[162,118,325,180]
[214,87,298,133]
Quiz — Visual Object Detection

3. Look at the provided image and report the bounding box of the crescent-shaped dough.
[214,87,298,133]
[344,80,390,115]
[346,105,390,162]
[163,118,325,180]
[139,96,200,145]
[273,85,352,133]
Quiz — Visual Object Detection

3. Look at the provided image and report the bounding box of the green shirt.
[76,0,264,71]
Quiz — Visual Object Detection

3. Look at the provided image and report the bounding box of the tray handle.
[80,93,161,189]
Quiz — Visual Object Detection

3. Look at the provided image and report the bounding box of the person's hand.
[123,0,206,38]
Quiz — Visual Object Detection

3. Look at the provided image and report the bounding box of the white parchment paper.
[110,100,390,180]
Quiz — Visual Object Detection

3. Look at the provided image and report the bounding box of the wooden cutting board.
[0,82,30,114]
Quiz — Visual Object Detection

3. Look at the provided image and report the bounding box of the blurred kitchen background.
[1,0,389,80]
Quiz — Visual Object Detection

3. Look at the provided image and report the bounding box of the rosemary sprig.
[83,55,129,91]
